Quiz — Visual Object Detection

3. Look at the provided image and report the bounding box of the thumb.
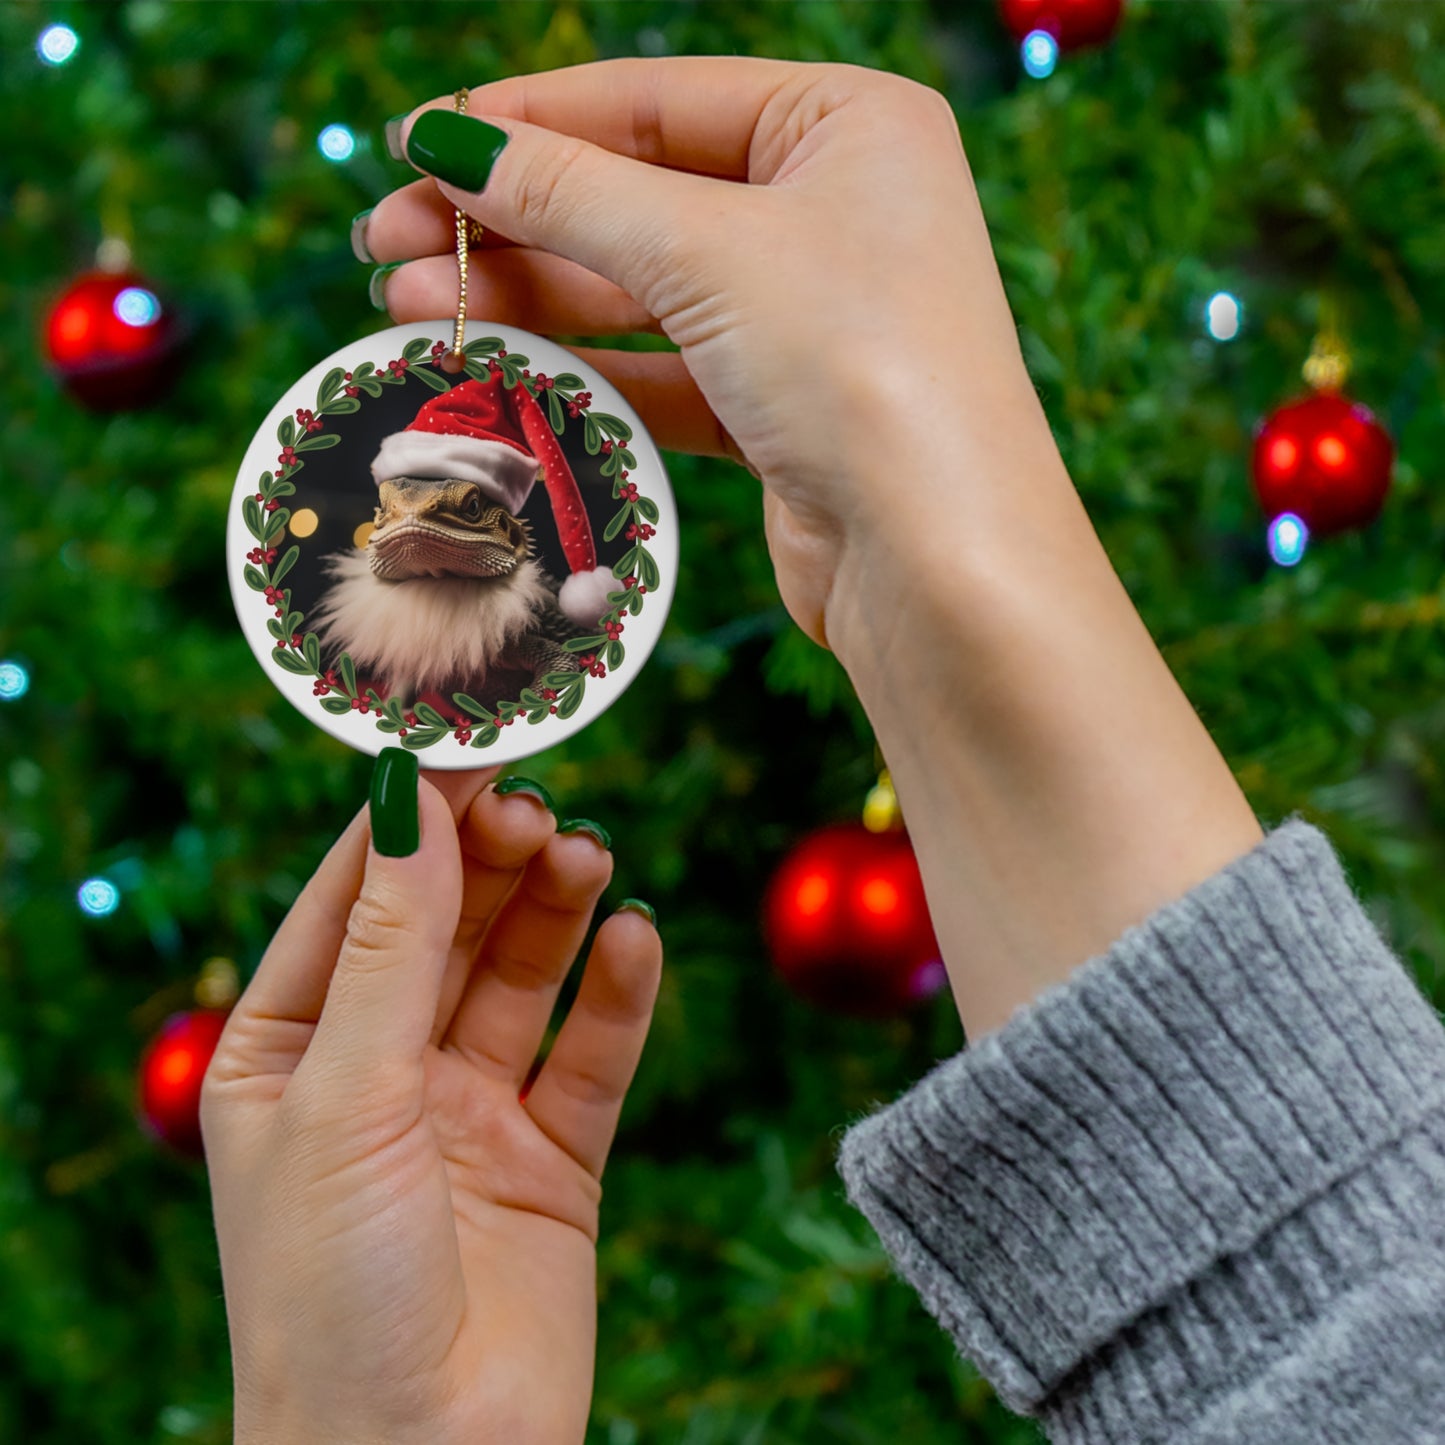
[302,749,462,1090]
[398,106,744,316]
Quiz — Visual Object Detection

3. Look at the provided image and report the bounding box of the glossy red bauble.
[998,0,1125,49]
[763,823,945,1017]
[137,1009,230,1157]
[1251,392,1394,538]
[44,270,179,410]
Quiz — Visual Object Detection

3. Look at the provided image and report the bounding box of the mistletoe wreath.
[239,335,662,751]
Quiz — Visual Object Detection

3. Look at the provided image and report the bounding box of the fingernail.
[369,261,404,311]
[370,747,420,857]
[405,110,510,192]
[494,775,556,813]
[350,208,375,264]
[384,113,409,162]
[617,898,656,926]
[558,818,611,851]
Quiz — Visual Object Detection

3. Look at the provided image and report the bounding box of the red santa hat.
[370,374,613,626]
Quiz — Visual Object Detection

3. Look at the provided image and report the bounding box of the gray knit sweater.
[836,817,1445,1443]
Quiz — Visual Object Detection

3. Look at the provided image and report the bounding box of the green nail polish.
[617,898,656,926]
[350,208,375,264]
[370,747,419,857]
[558,818,612,851]
[384,113,408,162]
[369,261,403,311]
[405,110,510,192]
[494,776,556,813]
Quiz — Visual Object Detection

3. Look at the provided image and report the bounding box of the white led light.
[1267,512,1308,567]
[1205,291,1242,342]
[114,287,161,327]
[1022,30,1059,80]
[318,124,356,162]
[78,878,121,917]
[0,660,29,700]
[38,24,79,66]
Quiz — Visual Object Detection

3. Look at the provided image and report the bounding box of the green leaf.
[318,367,345,404]
[619,448,637,470]
[471,724,502,748]
[519,688,547,709]
[452,692,489,720]
[243,495,264,539]
[278,416,297,448]
[564,635,607,653]
[541,670,581,690]
[401,728,446,750]
[602,506,632,543]
[599,451,620,478]
[271,647,312,675]
[269,479,296,498]
[613,545,641,575]
[496,699,519,720]
[545,386,565,433]
[320,695,353,715]
[267,618,286,640]
[352,361,376,379]
[296,432,340,452]
[282,609,303,635]
[272,545,300,585]
[582,416,601,455]
[552,372,585,390]
[526,706,549,725]
[376,716,402,733]
[636,496,659,523]
[506,353,530,370]
[382,697,406,725]
[415,702,449,728]
[402,337,430,361]
[359,378,384,397]
[590,412,632,442]
[409,364,452,393]
[263,515,288,545]
[244,564,267,591]
[463,336,504,356]
[320,396,361,415]
[627,591,644,616]
[462,361,489,382]
[638,551,661,591]
[303,632,321,672]
[605,640,624,669]
[556,686,584,720]
[340,653,357,698]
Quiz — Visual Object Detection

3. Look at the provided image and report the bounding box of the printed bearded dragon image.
[312,374,616,708]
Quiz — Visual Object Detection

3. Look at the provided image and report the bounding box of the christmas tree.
[3,3,1443,1442]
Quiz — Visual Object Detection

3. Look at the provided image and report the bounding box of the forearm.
[826,390,1262,1041]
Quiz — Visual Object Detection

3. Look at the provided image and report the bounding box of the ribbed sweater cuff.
[835,817,1445,1429]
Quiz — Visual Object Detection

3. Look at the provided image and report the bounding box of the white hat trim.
[557,567,618,627]
[371,430,539,516]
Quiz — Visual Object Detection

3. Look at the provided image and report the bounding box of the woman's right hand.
[360,57,1066,658]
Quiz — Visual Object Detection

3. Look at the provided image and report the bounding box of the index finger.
[405,55,813,183]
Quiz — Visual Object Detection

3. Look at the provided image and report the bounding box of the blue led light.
[0,660,28,701]
[78,877,121,917]
[1268,512,1309,567]
[1022,30,1059,79]
[114,287,161,327]
[38,24,79,66]
[1205,291,1242,342]
[318,124,356,162]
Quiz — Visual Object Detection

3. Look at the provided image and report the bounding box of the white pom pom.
[557,567,618,627]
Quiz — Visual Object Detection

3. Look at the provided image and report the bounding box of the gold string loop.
[440,87,479,374]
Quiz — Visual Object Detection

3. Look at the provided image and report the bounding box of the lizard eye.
[462,489,483,520]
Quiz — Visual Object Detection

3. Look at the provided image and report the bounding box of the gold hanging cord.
[441,88,483,374]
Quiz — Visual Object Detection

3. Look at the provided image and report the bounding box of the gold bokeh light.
[288,507,319,538]
[353,521,375,549]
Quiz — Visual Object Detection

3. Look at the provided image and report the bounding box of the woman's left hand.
[201,762,662,1445]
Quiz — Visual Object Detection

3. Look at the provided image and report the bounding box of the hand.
[361,57,1058,655]
[201,764,662,1445]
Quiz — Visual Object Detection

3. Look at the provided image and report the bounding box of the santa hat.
[370,374,613,626]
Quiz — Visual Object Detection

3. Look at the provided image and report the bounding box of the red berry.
[497,348,507,357]
[549,705,557,714]
[255,492,264,502]
[344,371,353,380]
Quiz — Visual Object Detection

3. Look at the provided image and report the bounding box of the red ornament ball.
[137,1009,230,1157]
[763,822,946,1017]
[1251,392,1394,538]
[44,270,179,410]
[998,0,1124,49]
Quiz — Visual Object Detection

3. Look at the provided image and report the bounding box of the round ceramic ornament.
[227,321,675,765]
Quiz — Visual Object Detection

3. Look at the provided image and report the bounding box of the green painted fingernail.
[384,113,409,162]
[370,747,419,857]
[558,818,611,851]
[494,776,556,813]
[350,208,375,264]
[369,261,404,311]
[617,898,656,926]
[405,110,510,192]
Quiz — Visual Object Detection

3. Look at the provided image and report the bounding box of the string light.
[317,124,356,162]
[37,24,79,66]
[1022,30,1059,79]
[0,660,29,701]
[1205,291,1242,341]
[114,287,161,327]
[1268,512,1309,568]
[77,878,121,917]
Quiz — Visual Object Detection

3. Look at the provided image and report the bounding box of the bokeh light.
[1205,291,1242,341]
[1268,512,1309,567]
[114,287,161,328]
[1021,30,1059,79]
[77,878,121,917]
[0,660,29,701]
[37,24,79,66]
[318,124,356,162]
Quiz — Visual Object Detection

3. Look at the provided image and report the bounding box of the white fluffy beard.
[311,549,552,697]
